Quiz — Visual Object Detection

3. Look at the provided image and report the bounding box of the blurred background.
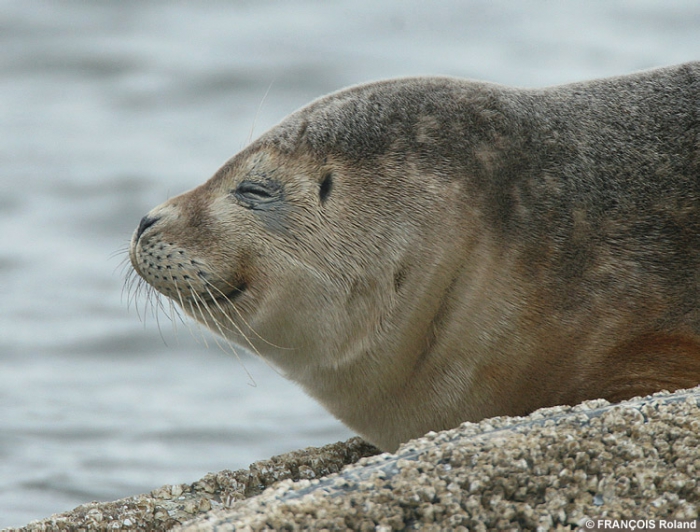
[1,0,698,527]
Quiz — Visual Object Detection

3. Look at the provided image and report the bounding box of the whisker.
[203,282,264,356]
[163,270,209,349]
[185,285,213,350]
[194,283,257,387]
[169,271,208,348]
[125,262,266,387]
[205,272,294,351]
[110,243,131,261]
[247,80,275,146]
[177,281,256,385]
[134,284,145,322]
[199,278,284,379]
[202,284,258,349]
[167,289,179,339]
[152,290,170,348]
[122,270,135,309]
[114,253,132,279]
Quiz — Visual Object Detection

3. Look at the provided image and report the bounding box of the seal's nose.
[135,215,160,243]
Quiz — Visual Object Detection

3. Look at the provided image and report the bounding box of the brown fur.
[130,62,700,451]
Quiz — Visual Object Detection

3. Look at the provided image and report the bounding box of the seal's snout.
[135,215,160,243]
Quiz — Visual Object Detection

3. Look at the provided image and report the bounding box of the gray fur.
[132,63,700,451]
[265,62,700,331]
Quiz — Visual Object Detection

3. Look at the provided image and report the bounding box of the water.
[1,0,698,527]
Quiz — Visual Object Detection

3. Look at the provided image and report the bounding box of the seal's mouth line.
[211,281,247,305]
[159,281,246,308]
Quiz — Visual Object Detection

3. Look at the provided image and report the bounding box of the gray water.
[1,1,698,527]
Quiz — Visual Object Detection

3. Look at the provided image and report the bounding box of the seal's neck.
[288,238,530,452]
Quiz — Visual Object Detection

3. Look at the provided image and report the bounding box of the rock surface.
[10,439,380,531]
[11,387,700,531]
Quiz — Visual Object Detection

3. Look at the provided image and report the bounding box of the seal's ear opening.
[320,172,333,203]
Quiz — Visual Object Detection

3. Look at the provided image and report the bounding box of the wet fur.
[130,62,700,451]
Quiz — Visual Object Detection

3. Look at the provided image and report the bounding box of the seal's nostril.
[135,215,160,242]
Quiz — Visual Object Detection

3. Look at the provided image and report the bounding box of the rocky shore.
[11,387,700,531]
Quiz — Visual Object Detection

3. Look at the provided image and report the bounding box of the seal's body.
[130,63,700,451]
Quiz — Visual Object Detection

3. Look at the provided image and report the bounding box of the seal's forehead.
[255,81,412,159]
[241,151,271,170]
[257,114,309,154]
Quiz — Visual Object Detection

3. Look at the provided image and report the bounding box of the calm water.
[1,0,698,527]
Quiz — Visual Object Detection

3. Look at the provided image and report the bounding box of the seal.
[129,62,700,452]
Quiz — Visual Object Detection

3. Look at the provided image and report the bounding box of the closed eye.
[233,180,283,209]
[236,181,272,199]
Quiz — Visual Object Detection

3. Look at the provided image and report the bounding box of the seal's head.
[130,79,482,384]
